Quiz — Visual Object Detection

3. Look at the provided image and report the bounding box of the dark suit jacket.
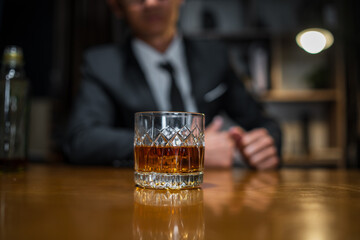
[64,38,281,166]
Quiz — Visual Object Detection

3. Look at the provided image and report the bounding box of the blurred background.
[0,0,358,168]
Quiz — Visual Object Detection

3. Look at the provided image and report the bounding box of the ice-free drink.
[134,145,204,173]
[134,111,205,189]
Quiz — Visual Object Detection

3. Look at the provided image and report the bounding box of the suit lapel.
[122,39,159,111]
[183,38,209,111]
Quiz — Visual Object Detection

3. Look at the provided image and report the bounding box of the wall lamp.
[296,28,334,54]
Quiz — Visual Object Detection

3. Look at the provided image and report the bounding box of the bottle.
[0,46,30,172]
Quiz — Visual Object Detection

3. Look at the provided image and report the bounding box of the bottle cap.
[2,45,24,66]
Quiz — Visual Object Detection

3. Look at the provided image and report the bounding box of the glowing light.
[296,28,334,54]
[299,31,326,54]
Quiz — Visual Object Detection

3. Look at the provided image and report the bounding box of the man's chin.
[142,29,171,39]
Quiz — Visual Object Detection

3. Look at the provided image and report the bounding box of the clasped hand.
[204,116,279,170]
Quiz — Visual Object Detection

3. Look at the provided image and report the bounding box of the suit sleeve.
[63,54,134,166]
[223,60,283,162]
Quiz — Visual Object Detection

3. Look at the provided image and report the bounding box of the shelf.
[185,31,272,41]
[283,148,343,167]
[260,89,337,102]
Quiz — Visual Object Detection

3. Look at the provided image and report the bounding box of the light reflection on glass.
[133,187,204,240]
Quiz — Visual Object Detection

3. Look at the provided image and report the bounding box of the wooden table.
[1,164,360,240]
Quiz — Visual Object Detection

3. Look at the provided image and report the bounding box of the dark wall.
[0,0,114,97]
[51,0,114,154]
[0,0,114,156]
[51,0,113,108]
[341,0,360,168]
[0,0,54,97]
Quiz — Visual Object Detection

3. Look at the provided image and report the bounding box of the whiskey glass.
[134,111,205,189]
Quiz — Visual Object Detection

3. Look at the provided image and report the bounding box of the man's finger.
[243,135,275,157]
[256,156,279,170]
[247,146,277,166]
[228,126,245,141]
[241,128,269,146]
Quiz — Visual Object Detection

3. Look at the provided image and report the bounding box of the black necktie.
[159,62,185,111]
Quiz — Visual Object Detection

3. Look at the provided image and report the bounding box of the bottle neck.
[1,63,26,80]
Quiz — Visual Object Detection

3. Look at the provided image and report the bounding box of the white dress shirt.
[132,35,198,112]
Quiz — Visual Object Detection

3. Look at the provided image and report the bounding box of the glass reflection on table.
[133,187,204,240]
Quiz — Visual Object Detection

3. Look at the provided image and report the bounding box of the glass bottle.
[0,46,30,172]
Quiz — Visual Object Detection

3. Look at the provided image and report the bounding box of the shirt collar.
[132,34,184,67]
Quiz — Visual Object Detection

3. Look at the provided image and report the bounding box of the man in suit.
[64,0,281,170]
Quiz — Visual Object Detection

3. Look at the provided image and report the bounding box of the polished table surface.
[1,164,360,240]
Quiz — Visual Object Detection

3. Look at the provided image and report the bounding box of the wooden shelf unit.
[267,36,346,168]
[228,34,346,168]
[181,0,347,168]
[260,89,338,102]
[283,147,343,166]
